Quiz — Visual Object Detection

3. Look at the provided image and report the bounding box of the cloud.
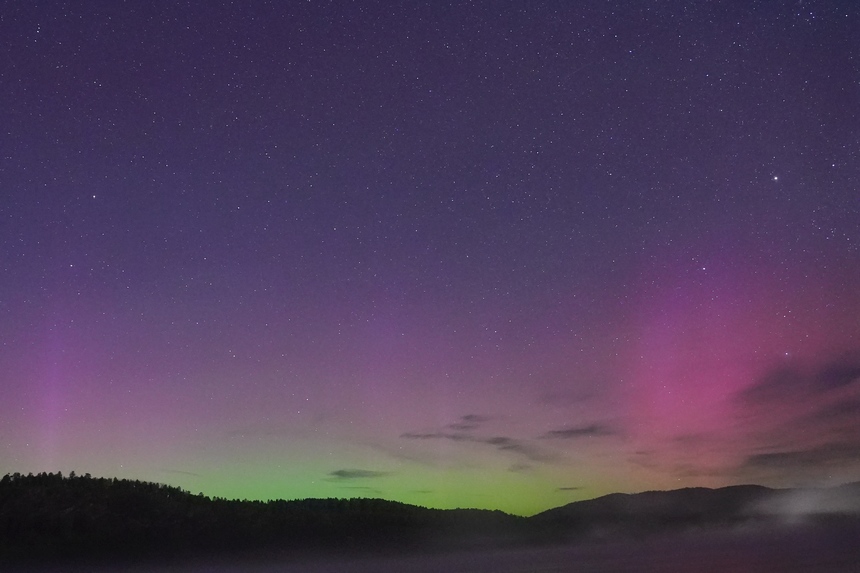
[732,353,860,465]
[484,436,557,462]
[802,397,860,425]
[737,366,808,405]
[328,469,391,480]
[540,424,614,440]
[625,443,735,482]
[448,414,491,431]
[737,354,860,406]
[818,361,860,391]
[742,441,860,471]
[400,432,472,442]
[557,486,583,491]
[400,430,557,463]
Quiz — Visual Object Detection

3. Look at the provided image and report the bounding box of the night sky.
[1,1,858,516]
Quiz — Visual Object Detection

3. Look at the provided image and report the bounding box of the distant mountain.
[2,472,860,565]
[532,482,860,541]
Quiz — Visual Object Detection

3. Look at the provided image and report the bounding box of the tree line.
[0,472,524,565]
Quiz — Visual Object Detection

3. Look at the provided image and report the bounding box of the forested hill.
[3,472,860,565]
[0,472,524,564]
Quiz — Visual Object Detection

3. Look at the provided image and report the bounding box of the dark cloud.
[540,424,614,440]
[329,469,390,480]
[484,436,557,462]
[448,414,491,431]
[818,362,860,391]
[446,422,477,431]
[738,354,860,405]
[743,451,817,470]
[742,441,860,471]
[557,486,583,491]
[737,366,808,405]
[400,432,472,442]
[803,397,860,425]
[400,431,557,463]
[734,354,860,463]
[400,432,437,440]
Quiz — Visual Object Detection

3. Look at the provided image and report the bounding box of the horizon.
[5,470,859,517]
[2,1,858,518]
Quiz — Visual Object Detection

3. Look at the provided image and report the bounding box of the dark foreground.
[4,474,860,571]
[21,522,859,573]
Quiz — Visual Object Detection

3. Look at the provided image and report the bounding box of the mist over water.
[748,485,860,523]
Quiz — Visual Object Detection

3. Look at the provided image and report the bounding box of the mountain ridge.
[3,472,860,565]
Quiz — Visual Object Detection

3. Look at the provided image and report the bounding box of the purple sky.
[1,1,858,515]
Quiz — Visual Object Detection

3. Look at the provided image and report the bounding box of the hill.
[532,482,860,541]
[0,472,523,564]
[2,472,860,565]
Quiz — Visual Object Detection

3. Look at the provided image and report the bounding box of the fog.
[748,485,860,522]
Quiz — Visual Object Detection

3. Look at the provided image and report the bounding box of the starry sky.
[1,1,858,516]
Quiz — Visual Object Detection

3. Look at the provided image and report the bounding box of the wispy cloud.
[737,366,808,405]
[803,397,860,425]
[818,361,860,391]
[401,432,472,442]
[737,354,860,406]
[484,436,557,462]
[448,414,491,431]
[328,469,391,480]
[400,423,558,464]
[730,353,860,479]
[540,423,614,440]
[741,441,860,471]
